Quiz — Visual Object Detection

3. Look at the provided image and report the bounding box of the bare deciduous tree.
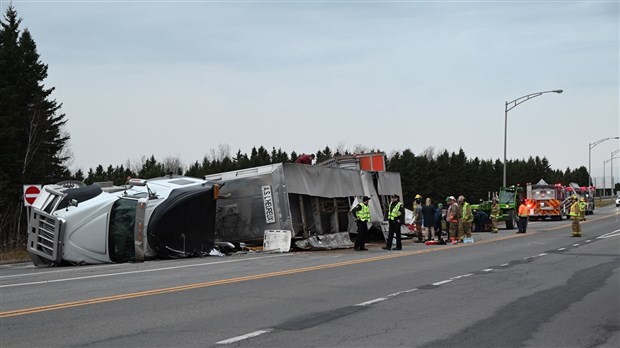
[162,155,184,175]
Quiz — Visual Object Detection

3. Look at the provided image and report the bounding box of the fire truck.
[525,180,565,221]
[562,183,595,216]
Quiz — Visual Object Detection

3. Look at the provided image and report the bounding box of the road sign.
[23,185,42,206]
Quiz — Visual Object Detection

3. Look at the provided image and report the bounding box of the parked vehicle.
[471,185,524,229]
[526,180,565,221]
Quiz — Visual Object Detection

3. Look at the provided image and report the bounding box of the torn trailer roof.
[204,163,403,248]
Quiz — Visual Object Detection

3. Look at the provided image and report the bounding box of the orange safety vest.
[518,204,529,217]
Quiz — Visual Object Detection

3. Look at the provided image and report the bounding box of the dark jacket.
[434,208,443,228]
[422,204,436,227]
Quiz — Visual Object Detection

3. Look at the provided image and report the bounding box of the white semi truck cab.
[27,176,220,266]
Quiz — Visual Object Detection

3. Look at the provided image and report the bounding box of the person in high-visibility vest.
[517,199,529,233]
[578,198,587,221]
[351,196,371,251]
[458,195,473,240]
[569,196,582,237]
[490,197,500,233]
[383,194,405,251]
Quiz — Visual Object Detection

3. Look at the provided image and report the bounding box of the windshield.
[499,191,515,204]
[108,198,137,262]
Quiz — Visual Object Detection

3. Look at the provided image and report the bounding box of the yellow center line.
[4,210,616,320]
[0,233,524,319]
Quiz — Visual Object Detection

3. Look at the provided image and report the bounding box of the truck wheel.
[506,210,515,230]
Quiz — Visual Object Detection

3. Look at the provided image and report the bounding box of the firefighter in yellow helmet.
[412,194,424,242]
[569,195,581,237]
[578,198,587,221]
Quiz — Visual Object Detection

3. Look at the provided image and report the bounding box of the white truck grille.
[27,210,63,263]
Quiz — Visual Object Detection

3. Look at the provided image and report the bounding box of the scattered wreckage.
[27,157,404,266]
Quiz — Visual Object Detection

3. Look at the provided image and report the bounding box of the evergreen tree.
[0,6,70,249]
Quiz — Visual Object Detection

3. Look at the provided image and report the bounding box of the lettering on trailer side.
[262,185,276,224]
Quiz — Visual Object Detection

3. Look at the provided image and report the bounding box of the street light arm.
[603,156,620,165]
[505,89,563,112]
[589,136,620,149]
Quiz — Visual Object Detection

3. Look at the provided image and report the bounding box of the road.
[1,205,619,347]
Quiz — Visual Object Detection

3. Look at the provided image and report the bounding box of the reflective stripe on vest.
[388,202,402,220]
[356,203,370,222]
[462,202,473,222]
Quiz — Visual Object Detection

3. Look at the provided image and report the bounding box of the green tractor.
[471,186,524,230]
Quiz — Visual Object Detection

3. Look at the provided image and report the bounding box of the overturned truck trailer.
[27,176,219,266]
[205,163,403,249]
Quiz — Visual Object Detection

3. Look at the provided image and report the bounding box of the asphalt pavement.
[1,205,619,348]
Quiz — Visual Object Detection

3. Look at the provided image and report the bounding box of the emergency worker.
[517,199,529,233]
[569,196,582,237]
[490,197,500,233]
[412,194,424,242]
[458,195,473,239]
[446,196,460,242]
[352,196,371,250]
[579,198,587,221]
[383,194,405,250]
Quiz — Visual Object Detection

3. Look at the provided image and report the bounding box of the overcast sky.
[4,0,619,185]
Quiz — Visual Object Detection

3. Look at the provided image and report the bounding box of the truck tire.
[506,210,515,230]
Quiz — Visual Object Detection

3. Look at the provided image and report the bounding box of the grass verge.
[0,248,30,264]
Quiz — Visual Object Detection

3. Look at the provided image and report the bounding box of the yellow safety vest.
[356,203,371,222]
[579,202,586,211]
[462,202,473,222]
[569,202,580,217]
[388,202,402,220]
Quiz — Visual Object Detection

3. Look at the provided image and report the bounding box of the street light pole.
[588,137,619,195]
[503,89,563,187]
[611,149,619,195]
[603,156,619,197]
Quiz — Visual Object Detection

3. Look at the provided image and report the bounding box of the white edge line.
[500,263,510,266]
[483,268,494,272]
[537,253,548,257]
[432,280,453,286]
[451,273,474,279]
[585,240,592,243]
[557,248,566,251]
[573,244,580,246]
[216,329,272,344]
[0,254,291,288]
[356,298,388,306]
[387,289,417,297]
